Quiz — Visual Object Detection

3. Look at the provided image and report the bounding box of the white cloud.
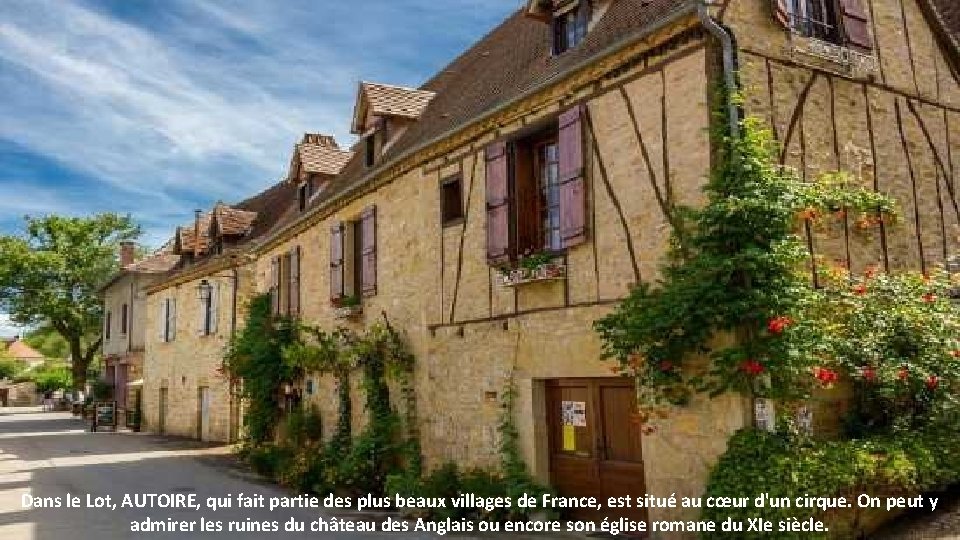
[0,0,518,241]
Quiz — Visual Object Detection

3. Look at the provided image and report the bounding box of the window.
[552,1,591,55]
[120,304,128,335]
[364,134,377,168]
[486,105,586,264]
[159,298,177,343]
[298,183,308,212]
[330,206,376,303]
[197,281,217,336]
[775,0,872,49]
[289,247,301,317]
[440,175,464,226]
[270,256,282,316]
[105,311,112,340]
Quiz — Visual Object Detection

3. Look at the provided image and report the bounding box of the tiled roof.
[277,0,691,233]
[213,203,258,237]
[352,82,437,133]
[295,137,353,178]
[125,253,180,273]
[177,213,212,255]
[930,0,960,42]
[1,338,43,359]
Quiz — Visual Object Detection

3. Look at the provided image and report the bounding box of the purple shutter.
[330,222,345,301]
[839,0,872,49]
[772,0,791,29]
[558,104,587,249]
[485,142,511,264]
[360,206,377,297]
[290,246,301,317]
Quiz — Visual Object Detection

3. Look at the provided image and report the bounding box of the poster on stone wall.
[562,401,587,427]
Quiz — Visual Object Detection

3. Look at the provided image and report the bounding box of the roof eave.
[255,1,700,255]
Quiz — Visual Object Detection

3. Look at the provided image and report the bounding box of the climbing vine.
[594,116,902,422]
[222,294,298,445]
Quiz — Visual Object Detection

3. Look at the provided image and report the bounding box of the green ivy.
[222,294,298,445]
[595,117,898,412]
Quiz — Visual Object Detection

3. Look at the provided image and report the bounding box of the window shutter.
[772,0,791,29]
[290,246,301,316]
[485,142,511,264]
[558,104,587,249]
[270,256,280,315]
[168,298,177,341]
[159,302,166,342]
[210,283,219,335]
[839,0,872,49]
[330,222,345,301]
[197,291,207,336]
[360,206,377,297]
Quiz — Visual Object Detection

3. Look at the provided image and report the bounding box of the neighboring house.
[0,336,44,369]
[141,179,299,442]
[99,243,179,421]
[146,0,959,528]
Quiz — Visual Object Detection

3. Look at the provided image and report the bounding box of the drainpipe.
[697,1,740,139]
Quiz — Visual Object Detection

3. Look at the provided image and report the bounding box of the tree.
[30,362,73,394]
[0,214,140,390]
[23,324,70,360]
[0,348,21,380]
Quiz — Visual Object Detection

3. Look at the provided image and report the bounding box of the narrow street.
[0,410,394,540]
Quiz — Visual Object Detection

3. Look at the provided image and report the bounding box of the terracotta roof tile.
[352,82,437,133]
[298,0,691,217]
[125,253,180,273]
[1,338,44,359]
[297,141,353,177]
[213,203,258,237]
[177,213,212,255]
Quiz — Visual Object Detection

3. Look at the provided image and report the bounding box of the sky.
[0,0,521,337]
[0,0,521,246]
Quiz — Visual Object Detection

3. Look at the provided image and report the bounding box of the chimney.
[194,210,203,258]
[120,241,136,268]
[302,133,338,148]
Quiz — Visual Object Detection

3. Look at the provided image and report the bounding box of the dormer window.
[552,0,591,54]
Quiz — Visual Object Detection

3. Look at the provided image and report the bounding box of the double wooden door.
[546,378,647,523]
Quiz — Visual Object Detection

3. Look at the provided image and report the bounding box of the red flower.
[864,265,879,279]
[860,366,877,382]
[926,375,940,391]
[740,359,765,376]
[898,366,910,381]
[813,367,839,386]
[923,293,937,303]
[767,316,794,335]
[852,284,867,295]
[659,360,674,372]
[798,208,818,221]
[951,350,960,359]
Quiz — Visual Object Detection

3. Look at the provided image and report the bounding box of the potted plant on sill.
[497,251,566,286]
[332,295,362,319]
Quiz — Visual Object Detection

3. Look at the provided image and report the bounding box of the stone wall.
[726,0,960,275]
[255,35,737,524]
[141,266,252,442]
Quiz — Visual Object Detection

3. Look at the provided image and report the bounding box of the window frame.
[552,0,591,55]
[440,174,465,227]
[785,0,843,44]
[510,128,561,259]
[534,138,562,253]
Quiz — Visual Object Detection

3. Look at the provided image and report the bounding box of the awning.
[127,379,144,388]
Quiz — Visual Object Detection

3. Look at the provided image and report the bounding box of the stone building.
[143,0,959,528]
[140,178,302,442]
[99,243,179,422]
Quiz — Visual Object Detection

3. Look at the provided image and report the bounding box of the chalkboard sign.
[94,401,117,431]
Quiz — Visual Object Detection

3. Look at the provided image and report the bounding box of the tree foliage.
[0,214,140,389]
[23,324,70,360]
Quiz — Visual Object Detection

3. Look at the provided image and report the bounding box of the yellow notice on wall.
[562,425,576,451]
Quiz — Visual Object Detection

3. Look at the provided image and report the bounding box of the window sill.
[333,305,363,320]
[786,34,877,76]
[497,262,567,287]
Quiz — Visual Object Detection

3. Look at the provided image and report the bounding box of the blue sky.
[0,0,521,336]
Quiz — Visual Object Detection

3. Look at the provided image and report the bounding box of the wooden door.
[546,378,647,523]
[0,388,8,407]
[198,387,211,441]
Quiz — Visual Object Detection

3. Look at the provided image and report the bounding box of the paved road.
[0,410,414,540]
